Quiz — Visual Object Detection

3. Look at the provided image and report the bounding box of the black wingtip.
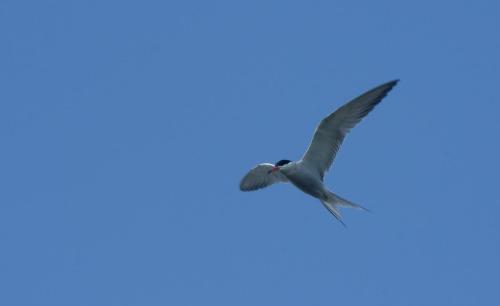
[381,79,399,88]
[375,79,400,100]
[369,79,399,98]
[388,79,400,87]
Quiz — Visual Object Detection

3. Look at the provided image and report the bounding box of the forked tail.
[320,191,369,227]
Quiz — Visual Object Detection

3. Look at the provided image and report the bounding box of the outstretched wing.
[239,163,289,191]
[302,80,399,179]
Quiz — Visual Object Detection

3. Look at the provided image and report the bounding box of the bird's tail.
[320,191,369,227]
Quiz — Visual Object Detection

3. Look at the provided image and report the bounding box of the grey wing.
[239,163,289,191]
[302,80,399,179]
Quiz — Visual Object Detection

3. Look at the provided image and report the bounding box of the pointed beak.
[268,166,279,174]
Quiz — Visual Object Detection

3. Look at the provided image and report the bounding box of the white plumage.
[240,80,399,225]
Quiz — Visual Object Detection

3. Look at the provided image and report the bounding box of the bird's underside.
[239,80,399,225]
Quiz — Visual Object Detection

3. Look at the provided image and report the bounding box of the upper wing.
[239,163,289,191]
[302,80,399,179]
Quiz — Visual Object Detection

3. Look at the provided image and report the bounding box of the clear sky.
[1,0,499,305]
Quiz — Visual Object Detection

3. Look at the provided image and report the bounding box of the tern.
[239,80,399,226]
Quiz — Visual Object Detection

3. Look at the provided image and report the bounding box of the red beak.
[268,166,279,174]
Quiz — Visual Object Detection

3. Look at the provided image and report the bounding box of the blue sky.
[1,0,499,305]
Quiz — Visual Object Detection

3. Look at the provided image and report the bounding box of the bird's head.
[268,159,292,174]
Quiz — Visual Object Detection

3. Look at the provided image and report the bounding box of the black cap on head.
[275,159,292,167]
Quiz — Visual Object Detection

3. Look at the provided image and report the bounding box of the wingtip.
[388,79,400,87]
[239,179,252,191]
[371,79,399,94]
[239,182,252,192]
[375,79,399,96]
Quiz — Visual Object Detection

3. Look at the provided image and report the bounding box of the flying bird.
[239,80,399,226]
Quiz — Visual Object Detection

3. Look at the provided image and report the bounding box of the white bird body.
[279,161,325,199]
[240,80,399,225]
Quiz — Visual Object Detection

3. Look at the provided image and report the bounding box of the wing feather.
[302,80,399,179]
[239,163,289,191]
